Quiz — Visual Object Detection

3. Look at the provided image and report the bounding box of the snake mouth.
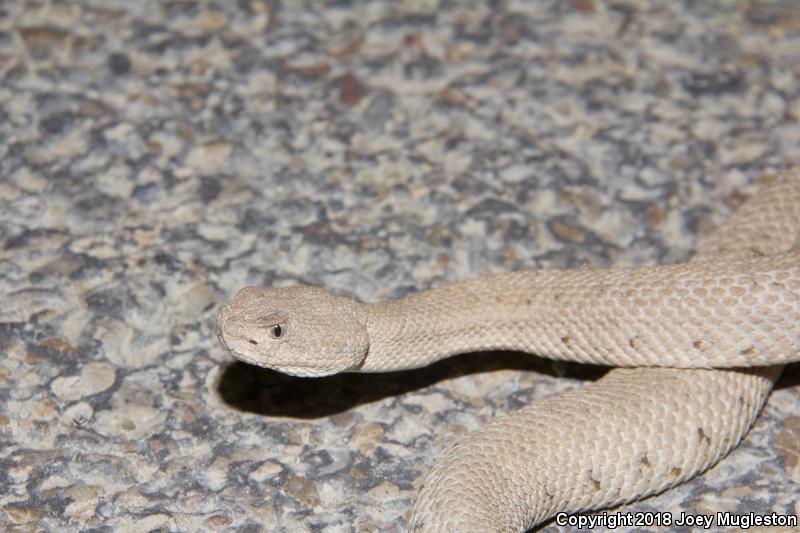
[261,364,345,378]
[228,350,347,378]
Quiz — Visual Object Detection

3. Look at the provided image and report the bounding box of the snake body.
[216,174,800,531]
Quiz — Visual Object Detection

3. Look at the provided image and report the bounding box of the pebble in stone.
[50,362,116,403]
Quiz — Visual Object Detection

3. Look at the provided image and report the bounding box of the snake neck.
[359,268,620,373]
[361,273,543,372]
[357,252,800,373]
[361,273,544,372]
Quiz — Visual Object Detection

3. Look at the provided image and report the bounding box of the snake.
[216,172,800,531]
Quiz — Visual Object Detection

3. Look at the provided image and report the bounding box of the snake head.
[215,285,369,377]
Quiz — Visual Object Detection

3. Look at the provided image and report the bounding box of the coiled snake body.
[217,174,800,531]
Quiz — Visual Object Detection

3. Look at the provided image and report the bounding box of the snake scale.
[216,172,800,531]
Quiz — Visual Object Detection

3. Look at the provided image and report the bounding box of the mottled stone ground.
[1,1,799,532]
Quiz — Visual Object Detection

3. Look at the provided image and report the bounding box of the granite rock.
[1,1,798,531]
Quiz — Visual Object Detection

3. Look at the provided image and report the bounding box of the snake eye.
[268,323,285,339]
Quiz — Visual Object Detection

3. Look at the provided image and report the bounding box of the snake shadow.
[776,362,800,390]
[215,351,609,419]
[216,353,799,419]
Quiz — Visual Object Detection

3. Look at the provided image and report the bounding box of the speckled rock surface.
[1,1,799,532]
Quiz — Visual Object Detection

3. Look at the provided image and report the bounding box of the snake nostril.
[248,339,258,345]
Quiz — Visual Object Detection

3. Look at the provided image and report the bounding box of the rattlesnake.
[216,173,800,531]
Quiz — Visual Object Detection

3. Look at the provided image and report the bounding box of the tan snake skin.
[216,173,800,531]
